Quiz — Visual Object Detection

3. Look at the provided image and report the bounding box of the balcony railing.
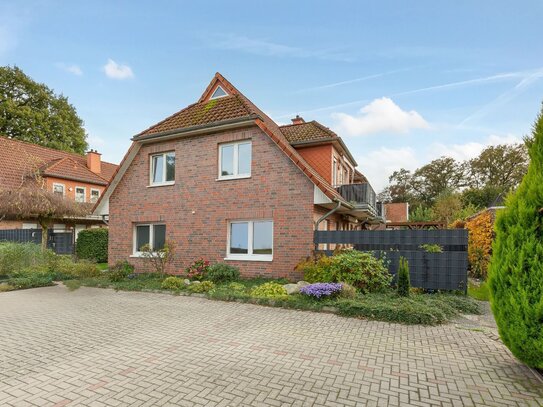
[335,183,385,219]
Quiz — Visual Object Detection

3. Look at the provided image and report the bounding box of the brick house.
[94,73,384,279]
[0,136,118,233]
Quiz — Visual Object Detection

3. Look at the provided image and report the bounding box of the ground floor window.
[133,224,166,254]
[227,220,273,260]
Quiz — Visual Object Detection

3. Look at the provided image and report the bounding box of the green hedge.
[76,228,108,262]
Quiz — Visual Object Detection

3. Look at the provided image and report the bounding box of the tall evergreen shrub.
[489,106,543,368]
[397,257,410,297]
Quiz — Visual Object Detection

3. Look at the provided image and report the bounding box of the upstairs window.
[53,183,65,196]
[75,187,86,202]
[210,85,228,99]
[133,224,166,254]
[90,189,100,203]
[219,141,251,180]
[150,152,175,186]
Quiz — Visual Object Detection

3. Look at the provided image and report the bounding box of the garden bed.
[66,273,480,326]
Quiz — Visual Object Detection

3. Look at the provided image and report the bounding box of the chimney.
[87,149,102,174]
[291,115,305,125]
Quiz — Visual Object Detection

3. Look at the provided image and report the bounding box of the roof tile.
[0,136,118,189]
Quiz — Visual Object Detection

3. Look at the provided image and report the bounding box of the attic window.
[210,85,228,99]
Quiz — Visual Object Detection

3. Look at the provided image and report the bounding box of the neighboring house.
[0,136,118,232]
[94,73,384,279]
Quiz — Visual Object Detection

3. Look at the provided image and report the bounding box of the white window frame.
[218,140,252,180]
[90,188,101,203]
[149,151,175,187]
[53,183,65,196]
[225,220,273,262]
[75,186,86,203]
[131,223,166,257]
[210,85,228,100]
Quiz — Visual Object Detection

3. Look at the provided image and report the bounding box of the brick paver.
[0,286,541,406]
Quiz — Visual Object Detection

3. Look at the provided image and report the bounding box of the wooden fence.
[314,229,468,291]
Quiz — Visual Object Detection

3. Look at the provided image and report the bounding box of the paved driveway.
[0,286,541,407]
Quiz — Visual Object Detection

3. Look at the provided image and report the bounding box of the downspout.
[314,200,342,252]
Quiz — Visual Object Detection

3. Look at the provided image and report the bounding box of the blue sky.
[1,1,542,191]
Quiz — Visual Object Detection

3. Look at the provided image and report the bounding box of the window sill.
[224,255,273,262]
[130,252,164,258]
[147,182,175,188]
[216,175,251,182]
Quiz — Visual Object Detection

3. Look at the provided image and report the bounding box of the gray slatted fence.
[314,229,468,291]
[0,229,74,254]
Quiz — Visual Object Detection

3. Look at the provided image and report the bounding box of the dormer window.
[210,85,228,99]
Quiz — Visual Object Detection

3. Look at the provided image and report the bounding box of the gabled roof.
[41,157,109,185]
[280,121,338,143]
[280,120,357,166]
[136,94,255,137]
[99,72,348,209]
[0,136,118,189]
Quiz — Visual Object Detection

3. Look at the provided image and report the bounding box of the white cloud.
[57,63,82,76]
[103,59,134,80]
[429,134,522,162]
[331,97,430,137]
[357,147,420,192]
[207,34,352,62]
[359,133,523,192]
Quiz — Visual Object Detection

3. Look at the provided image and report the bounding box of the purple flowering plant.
[299,283,343,299]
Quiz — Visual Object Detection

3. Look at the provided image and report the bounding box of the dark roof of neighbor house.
[132,72,347,203]
[0,136,118,189]
[279,121,338,143]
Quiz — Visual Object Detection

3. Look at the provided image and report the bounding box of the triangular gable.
[210,86,228,99]
[199,73,239,103]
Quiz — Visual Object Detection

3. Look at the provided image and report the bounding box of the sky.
[1,0,542,191]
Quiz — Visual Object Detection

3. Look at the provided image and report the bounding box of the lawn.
[468,280,490,301]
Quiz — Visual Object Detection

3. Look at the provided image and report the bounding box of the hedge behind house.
[76,228,108,262]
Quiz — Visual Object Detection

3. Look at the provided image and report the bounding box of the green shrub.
[226,282,246,292]
[75,228,108,262]
[468,280,490,301]
[296,255,334,283]
[53,257,101,279]
[108,261,134,282]
[335,293,479,325]
[250,282,287,298]
[0,283,14,292]
[419,244,443,253]
[187,280,215,293]
[205,263,240,283]
[339,283,358,299]
[161,276,185,290]
[329,250,392,294]
[8,275,53,290]
[489,108,543,368]
[397,257,410,297]
[0,242,55,276]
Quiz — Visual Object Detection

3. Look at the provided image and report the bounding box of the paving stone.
[0,285,542,406]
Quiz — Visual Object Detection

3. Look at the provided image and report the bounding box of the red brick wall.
[384,203,409,222]
[108,126,316,280]
[296,144,333,184]
[45,177,106,203]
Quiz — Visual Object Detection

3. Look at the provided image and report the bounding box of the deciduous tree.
[0,66,88,154]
